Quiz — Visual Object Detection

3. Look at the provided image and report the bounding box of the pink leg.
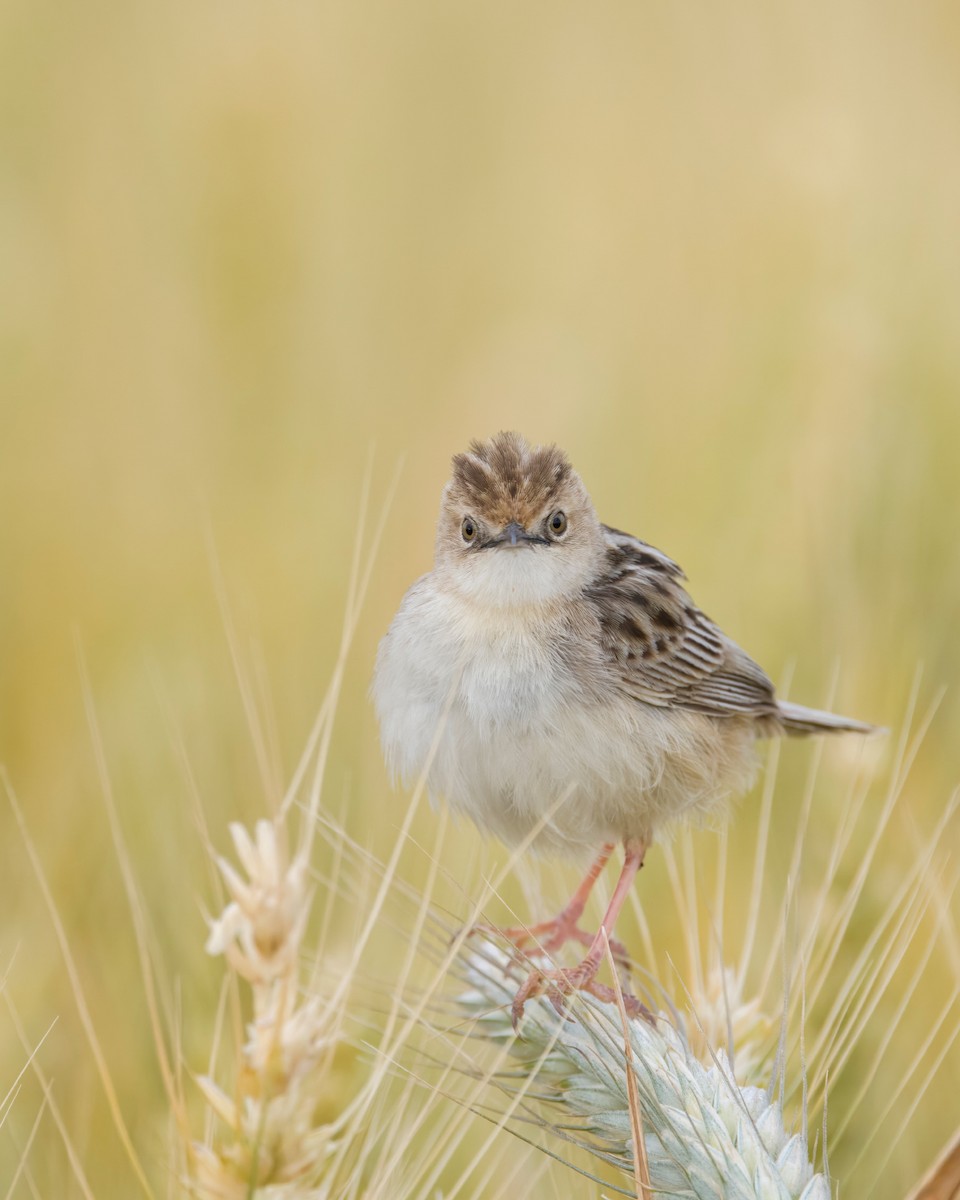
[549,842,616,935]
[511,836,651,1028]
[472,843,627,960]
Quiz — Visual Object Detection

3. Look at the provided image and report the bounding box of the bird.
[373,431,877,1025]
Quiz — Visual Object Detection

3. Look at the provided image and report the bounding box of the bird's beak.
[505,521,525,547]
[484,521,550,550]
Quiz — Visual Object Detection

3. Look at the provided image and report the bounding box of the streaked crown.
[448,431,573,527]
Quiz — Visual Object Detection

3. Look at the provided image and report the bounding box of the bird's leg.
[471,843,628,961]
[498,842,614,947]
[539,842,617,950]
[512,836,652,1028]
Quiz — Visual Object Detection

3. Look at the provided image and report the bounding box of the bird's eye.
[461,517,477,543]
[548,511,567,537]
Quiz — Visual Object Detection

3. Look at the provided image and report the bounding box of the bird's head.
[435,431,604,607]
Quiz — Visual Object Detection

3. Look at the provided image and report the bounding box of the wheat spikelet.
[189,818,336,1196]
[450,940,828,1200]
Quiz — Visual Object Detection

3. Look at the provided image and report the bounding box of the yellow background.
[1,1,958,1195]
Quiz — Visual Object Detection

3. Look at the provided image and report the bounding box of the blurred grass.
[1,0,959,1195]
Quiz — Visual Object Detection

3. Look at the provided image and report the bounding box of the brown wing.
[587,526,779,721]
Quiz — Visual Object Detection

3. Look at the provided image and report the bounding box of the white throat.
[450,547,584,608]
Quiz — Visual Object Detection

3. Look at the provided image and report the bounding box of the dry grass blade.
[907,1129,960,1200]
[2,769,155,1200]
[2,1089,48,1200]
[605,932,651,1199]
[76,639,191,1149]
[3,994,95,1200]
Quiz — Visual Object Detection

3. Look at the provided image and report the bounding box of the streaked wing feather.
[588,527,778,721]
[601,524,686,578]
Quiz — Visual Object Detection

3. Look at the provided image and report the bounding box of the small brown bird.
[373,432,877,1023]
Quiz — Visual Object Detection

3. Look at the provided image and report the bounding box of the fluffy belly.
[428,694,758,859]
[374,587,758,859]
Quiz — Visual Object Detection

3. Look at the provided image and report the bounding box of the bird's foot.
[511,960,654,1031]
[469,915,629,967]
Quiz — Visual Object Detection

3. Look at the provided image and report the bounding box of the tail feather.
[776,700,882,737]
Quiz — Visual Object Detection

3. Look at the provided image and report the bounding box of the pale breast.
[374,577,758,859]
[374,579,573,774]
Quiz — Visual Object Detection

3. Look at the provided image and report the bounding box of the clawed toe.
[510,963,594,1029]
[579,980,656,1025]
[510,962,654,1030]
[465,917,630,965]
[511,965,565,1029]
[466,919,631,966]
[463,921,547,972]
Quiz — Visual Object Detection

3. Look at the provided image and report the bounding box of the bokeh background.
[1,1,959,1195]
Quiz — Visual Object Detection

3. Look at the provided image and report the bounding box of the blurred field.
[1,0,959,1195]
